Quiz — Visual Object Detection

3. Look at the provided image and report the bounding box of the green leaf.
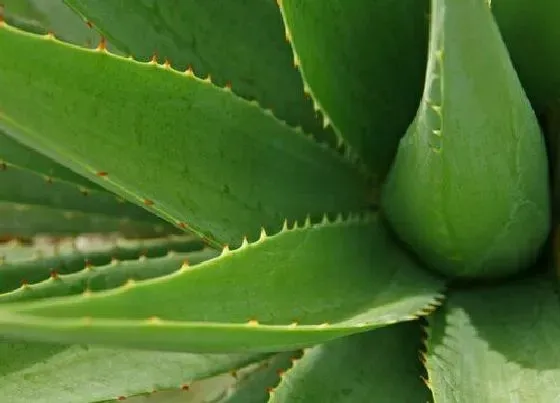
[0,249,218,304]
[493,0,560,112]
[0,236,206,295]
[0,23,372,248]
[1,0,103,47]
[0,130,100,190]
[0,214,444,353]
[64,0,333,144]
[278,0,429,179]
[426,277,560,402]
[219,352,299,403]
[0,202,175,239]
[0,338,265,403]
[0,163,165,225]
[381,0,550,279]
[0,240,44,261]
[270,322,430,403]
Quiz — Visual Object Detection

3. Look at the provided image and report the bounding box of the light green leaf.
[2,0,103,47]
[0,130,100,190]
[64,0,333,143]
[0,214,444,353]
[0,202,175,239]
[270,322,430,403]
[0,338,265,403]
[0,23,372,248]
[278,0,429,178]
[0,163,160,223]
[493,0,560,111]
[426,277,560,403]
[381,0,550,279]
[0,236,205,295]
[0,248,218,304]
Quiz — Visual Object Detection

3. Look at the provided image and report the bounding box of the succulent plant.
[0,0,559,402]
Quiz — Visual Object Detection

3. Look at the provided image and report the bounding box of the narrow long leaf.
[0,236,205,295]
[270,323,430,402]
[0,214,444,353]
[0,23,372,247]
[0,163,160,222]
[0,338,264,403]
[0,202,175,239]
[0,249,218,303]
[64,0,333,143]
[0,129,100,190]
[278,0,429,178]
[426,277,560,402]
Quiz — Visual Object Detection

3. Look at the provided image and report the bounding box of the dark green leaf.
[493,0,560,111]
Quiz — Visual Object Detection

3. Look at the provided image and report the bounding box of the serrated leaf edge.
[0,21,373,247]
[1,212,445,335]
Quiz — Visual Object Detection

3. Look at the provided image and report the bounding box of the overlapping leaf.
[0,338,264,403]
[279,0,429,178]
[426,277,560,402]
[0,249,218,304]
[219,352,299,403]
[270,323,430,402]
[0,236,205,295]
[0,130,99,189]
[2,0,102,47]
[0,215,444,353]
[0,23,372,247]
[0,163,160,222]
[0,202,174,238]
[64,0,333,143]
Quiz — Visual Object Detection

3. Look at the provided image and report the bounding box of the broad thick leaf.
[381,0,550,279]
[0,338,264,403]
[64,0,333,143]
[219,352,299,403]
[2,0,102,47]
[0,24,372,248]
[426,277,560,403]
[0,202,174,238]
[278,0,429,178]
[0,248,218,303]
[493,0,560,112]
[0,129,100,190]
[0,163,160,222]
[270,323,430,402]
[0,214,444,353]
[0,236,205,295]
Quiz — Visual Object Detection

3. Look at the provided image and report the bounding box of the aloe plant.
[0,0,559,401]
